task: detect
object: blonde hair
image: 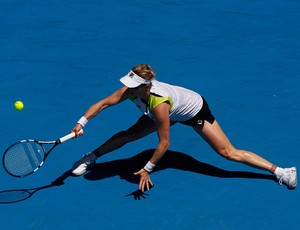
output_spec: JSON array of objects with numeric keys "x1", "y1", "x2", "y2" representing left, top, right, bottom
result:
[{"x1": 131, "y1": 64, "x2": 155, "y2": 81}]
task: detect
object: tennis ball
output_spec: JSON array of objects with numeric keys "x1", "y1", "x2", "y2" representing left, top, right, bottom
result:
[{"x1": 14, "y1": 101, "x2": 24, "y2": 111}]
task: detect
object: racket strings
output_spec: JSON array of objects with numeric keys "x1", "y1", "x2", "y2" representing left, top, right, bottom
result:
[{"x1": 3, "y1": 142, "x2": 45, "y2": 177}]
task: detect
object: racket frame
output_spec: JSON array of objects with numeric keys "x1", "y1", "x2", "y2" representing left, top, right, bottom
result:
[{"x1": 2, "y1": 131, "x2": 81, "y2": 178}]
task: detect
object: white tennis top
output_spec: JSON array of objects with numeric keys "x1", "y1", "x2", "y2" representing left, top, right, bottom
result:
[{"x1": 130, "y1": 80, "x2": 203, "y2": 122}]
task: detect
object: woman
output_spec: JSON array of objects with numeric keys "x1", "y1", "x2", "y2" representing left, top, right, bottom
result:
[{"x1": 71, "y1": 64, "x2": 297, "y2": 192}]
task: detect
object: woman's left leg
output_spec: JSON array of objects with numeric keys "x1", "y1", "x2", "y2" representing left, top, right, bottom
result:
[{"x1": 193, "y1": 120, "x2": 277, "y2": 173}]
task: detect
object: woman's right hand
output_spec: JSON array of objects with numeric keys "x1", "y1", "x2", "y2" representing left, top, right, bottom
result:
[{"x1": 71, "y1": 123, "x2": 84, "y2": 137}]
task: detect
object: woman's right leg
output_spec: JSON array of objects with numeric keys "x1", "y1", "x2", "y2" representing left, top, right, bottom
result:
[
  {"x1": 72, "y1": 115, "x2": 157, "y2": 175},
  {"x1": 93, "y1": 115, "x2": 157, "y2": 157}
]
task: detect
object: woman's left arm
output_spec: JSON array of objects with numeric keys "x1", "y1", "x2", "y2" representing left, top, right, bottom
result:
[
  {"x1": 150, "y1": 102, "x2": 171, "y2": 163},
  {"x1": 134, "y1": 102, "x2": 171, "y2": 192}
]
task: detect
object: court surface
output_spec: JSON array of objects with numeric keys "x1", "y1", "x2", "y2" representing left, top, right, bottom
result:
[{"x1": 1, "y1": 0, "x2": 299, "y2": 229}]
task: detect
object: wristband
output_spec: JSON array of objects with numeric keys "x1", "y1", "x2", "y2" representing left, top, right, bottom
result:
[
  {"x1": 77, "y1": 116, "x2": 88, "y2": 127},
  {"x1": 144, "y1": 161, "x2": 156, "y2": 173}
]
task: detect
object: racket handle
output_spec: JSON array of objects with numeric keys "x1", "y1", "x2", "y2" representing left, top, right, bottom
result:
[{"x1": 59, "y1": 129, "x2": 83, "y2": 143}]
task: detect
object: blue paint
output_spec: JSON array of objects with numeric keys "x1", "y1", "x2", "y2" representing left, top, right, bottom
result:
[{"x1": 1, "y1": 0, "x2": 299, "y2": 229}]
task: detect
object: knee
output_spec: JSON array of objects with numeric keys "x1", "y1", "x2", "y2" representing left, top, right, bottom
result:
[
  {"x1": 111, "y1": 129, "x2": 135, "y2": 143},
  {"x1": 218, "y1": 147, "x2": 241, "y2": 162},
  {"x1": 123, "y1": 127, "x2": 142, "y2": 142},
  {"x1": 120, "y1": 129, "x2": 136, "y2": 142}
]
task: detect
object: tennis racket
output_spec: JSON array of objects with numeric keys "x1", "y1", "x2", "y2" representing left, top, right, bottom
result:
[{"x1": 2, "y1": 130, "x2": 83, "y2": 178}]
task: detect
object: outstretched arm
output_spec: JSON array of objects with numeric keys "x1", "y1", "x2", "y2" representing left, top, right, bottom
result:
[
  {"x1": 134, "y1": 102, "x2": 171, "y2": 192},
  {"x1": 72, "y1": 86, "x2": 129, "y2": 136}
]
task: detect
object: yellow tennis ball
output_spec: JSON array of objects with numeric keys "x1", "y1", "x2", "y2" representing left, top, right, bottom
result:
[{"x1": 14, "y1": 101, "x2": 24, "y2": 111}]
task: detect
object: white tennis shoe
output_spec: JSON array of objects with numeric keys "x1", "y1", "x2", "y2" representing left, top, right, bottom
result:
[
  {"x1": 72, "y1": 152, "x2": 97, "y2": 176},
  {"x1": 277, "y1": 167, "x2": 297, "y2": 190}
]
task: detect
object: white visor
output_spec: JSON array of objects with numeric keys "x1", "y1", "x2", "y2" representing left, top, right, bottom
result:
[{"x1": 120, "y1": 71, "x2": 152, "y2": 88}]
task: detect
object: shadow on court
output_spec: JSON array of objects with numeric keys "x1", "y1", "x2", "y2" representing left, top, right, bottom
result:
[
  {"x1": 84, "y1": 149, "x2": 276, "y2": 199},
  {"x1": 1, "y1": 149, "x2": 276, "y2": 203},
  {"x1": 0, "y1": 170, "x2": 72, "y2": 204}
]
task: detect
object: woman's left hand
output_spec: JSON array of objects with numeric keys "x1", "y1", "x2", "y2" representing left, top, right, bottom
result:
[{"x1": 134, "y1": 169, "x2": 154, "y2": 192}]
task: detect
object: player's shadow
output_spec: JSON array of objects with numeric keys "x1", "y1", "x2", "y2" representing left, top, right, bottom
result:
[{"x1": 84, "y1": 149, "x2": 275, "y2": 199}]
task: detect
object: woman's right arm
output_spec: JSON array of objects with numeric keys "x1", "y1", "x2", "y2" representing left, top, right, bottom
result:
[{"x1": 72, "y1": 86, "x2": 129, "y2": 136}]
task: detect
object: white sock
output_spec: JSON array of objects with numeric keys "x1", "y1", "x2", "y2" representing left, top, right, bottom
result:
[{"x1": 274, "y1": 167, "x2": 284, "y2": 179}]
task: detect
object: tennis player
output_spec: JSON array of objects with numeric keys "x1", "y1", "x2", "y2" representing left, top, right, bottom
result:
[{"x1": 71, "y1": 64, "x2": 297, "y2": 192}]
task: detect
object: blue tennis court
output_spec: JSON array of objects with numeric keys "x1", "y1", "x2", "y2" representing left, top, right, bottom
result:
[{"x1": 1, "y1": 0, "x2": 299, "y2": 229}]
